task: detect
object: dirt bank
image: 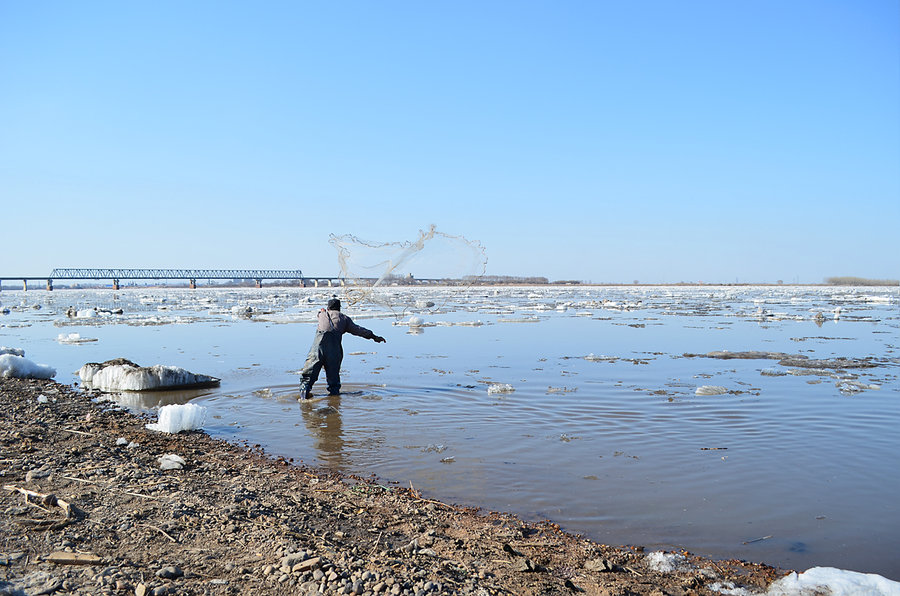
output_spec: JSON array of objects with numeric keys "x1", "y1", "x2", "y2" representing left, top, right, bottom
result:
[{"x1": 1, "y1": 378, "x2": 787, "y2": 595}]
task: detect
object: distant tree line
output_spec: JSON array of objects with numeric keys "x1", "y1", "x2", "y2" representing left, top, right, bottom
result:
[
  {"x1": 463, "y1": 275, "x2": 551, "y2": 285},
  {"x1": 825, "y1": 276, "x2": 899, "y2": 286}
]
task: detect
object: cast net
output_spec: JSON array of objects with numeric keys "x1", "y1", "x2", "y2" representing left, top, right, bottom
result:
[{"x1": 328, "y1": 225, "x2": 487, "y2": 318}]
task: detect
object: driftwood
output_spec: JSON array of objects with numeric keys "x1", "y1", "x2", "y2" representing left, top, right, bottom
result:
[
  {"x1": 46, "y1": 551, "x2": 102, "y2": 565},
  {"x1": 4, "y1": 484, "x2": 83, "y2": 529}
]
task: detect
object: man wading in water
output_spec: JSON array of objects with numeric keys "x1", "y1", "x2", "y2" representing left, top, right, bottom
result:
[{"x1": 299, "y1": 298, "x2": 386, "y2": 399}]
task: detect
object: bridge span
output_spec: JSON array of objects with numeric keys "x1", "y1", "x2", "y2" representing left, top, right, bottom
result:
[
  {"x1": 1, "y1": 268, "x2": 305, "y2": 291},
  {"x1": 0, "y1": 269, "x2": 447, "y2": 291}
]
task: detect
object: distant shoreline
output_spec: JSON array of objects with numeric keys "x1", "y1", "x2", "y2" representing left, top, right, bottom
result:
[{"x1": 2, "y1": 281, "x2": 898, "y2": 291}]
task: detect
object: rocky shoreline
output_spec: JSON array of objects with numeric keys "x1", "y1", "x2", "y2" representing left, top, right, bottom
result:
[{"x1": 1, "y1": 377, "x2": 787, "y2": 595}]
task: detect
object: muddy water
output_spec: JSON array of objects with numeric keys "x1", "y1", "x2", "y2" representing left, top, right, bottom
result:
[{"x1": 2, "y1": 285, "x2": 898, "y2": 578}]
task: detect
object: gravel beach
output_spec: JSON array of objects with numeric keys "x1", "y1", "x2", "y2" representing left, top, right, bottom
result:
[{"x1": 1, "y1": 377, "x2": 786, "y2": 595}]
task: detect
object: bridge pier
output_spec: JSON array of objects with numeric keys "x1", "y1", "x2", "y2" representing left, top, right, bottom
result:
[
  {"x1": 255, "y1": 279, "x2": 262, "y2": 288},
  {"x1": 23, "y1": 280, "x2": 27, "y2": 292},
  {"x1": 47, "y1": 279, "x2": 53, "y2": 291},
  {"x1": 189, "y1": 279, "x2": 197, "y2": 289},
  {"x1": 113, "y1": 279, "x2": 120, "y2": 290}
]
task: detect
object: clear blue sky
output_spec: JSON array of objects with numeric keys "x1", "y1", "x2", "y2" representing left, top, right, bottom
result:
[{"x1": 2, "y1": 1, "x2": 898, "y2": 283}]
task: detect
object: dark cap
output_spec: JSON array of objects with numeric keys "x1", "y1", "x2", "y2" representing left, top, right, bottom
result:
[{"x1": 327, "y1": 298, "x2": 341, "y2": 311}]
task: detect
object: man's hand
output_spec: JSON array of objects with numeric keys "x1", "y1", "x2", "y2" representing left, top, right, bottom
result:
[{"x1": 374, "y1": 335, "x2": 386, "y2": 343}]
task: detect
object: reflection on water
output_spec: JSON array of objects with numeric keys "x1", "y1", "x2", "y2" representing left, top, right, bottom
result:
[
  {"x1": 2, "y1": 285, "x2": 898, "y2": 578},
  {"x1": 300, "y1": 394, "x2": 346, "y2": 469}
]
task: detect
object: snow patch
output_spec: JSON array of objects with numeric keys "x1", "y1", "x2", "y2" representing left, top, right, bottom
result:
[
  {"x1": 0, "y1": 354, "x2": 56, "y2": 380},
  {"x1": 146, "y1": 403, "x2": 207, "y2": 434}
]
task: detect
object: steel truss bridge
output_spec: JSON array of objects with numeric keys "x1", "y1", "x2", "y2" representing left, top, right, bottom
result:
[
  {"x1": 0, "y1": 269, "x2": 448, "y2": 291},
  {"x1": 1, "y1": 268, "x2": 305, "y2": 290}
]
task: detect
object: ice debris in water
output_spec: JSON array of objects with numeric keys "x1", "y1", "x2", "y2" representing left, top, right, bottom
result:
[
  {"x1": 146, "y1": 403, "x2": 207, "y2": 434},
  {"x1": 766, "y1": 566, "x2": 900, "y2": 596},
  {"x1": 585, "y1": 353, "x2": 616, "y2": 362},
  {"x1": 408, "y1": 316, "x2": 425, "y2": 327},
  {"x1": 695, "y1": 385, "x2": 728, "y2": 396},
  {"x1": 158, "y1": 453, "x2": 186, "y2": 470},
  {"x1": 0, "y1": 354, "x2": 56, "y2": 380},
  {"x1": 57, "y1": 333, "x2": 98, "y2": 344},
  {"x1": 77, "y1": 358, "x2": 220, "y2": 391},
  {"x1": 0, "y1": 346, "x2": 25, "y2": 357},
  {"x1": 837, "y1": 380, "x2": 880, "y2": 395},
  {"x1": 487, "y1": 383, "x2": 515, "y2": 395}
]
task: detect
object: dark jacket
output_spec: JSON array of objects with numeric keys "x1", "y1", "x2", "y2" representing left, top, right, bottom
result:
[{"x1": 316, "y1": 309, "x2": 376, "y2": 339}]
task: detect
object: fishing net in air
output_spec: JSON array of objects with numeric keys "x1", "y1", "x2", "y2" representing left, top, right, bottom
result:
[{"x1": 328, "y1": 225, "x2": 487, "y2": 318}]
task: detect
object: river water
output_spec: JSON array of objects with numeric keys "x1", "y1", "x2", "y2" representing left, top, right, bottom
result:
[{"x1": 2, "y1": 284, "x2": 898, "y2": 579}]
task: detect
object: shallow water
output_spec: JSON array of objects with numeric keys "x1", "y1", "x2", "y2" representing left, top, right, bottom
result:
[{"x1": 2, "y1": 285, "x2": 898, "y2": 578}]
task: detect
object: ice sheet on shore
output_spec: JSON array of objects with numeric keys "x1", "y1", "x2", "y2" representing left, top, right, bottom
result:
[
  {"x1": 0, "y1": 354, "x2": 56, "y2": 379},
  {"x1": 77, "y1": 358, "x2": 220, "y2": 391},
  {"x1": 766, "y1": 566, "x2": 900, "y2": 595},
  {"x1": 147, "y1": 404, "x2": 207, "y2": 434},
  {"x1": 648, "y1": 550, "x2": 900, "y2": 596}
]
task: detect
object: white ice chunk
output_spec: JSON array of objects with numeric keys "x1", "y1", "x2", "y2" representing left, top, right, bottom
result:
[
  {"x1": 76, "y1": 309, "x2": 97, "y2": 318},
  {"x1": 36, "y1": 394, "x2": 49, "y2": 404},
  {"x1": 57, "y1": 333, "x2": 98, "y2": 344},
  {"x1": 0, "y1": 346, "x2": 25, "y2": 356},
  {"x1": 487, "y1": 383, "x2": 515, "y2": 395},
  {"x1": 767, "y1": 566, "x2": 900, "y2": 596},
  {"x1": 116, "y1": 437, "x2": 129, "y2": 446},
  {"x1": 77, "y1": 359, "x2": 219, "y2": 391},
  {"x1": 645, "y1": 551, "x2": 692, "y2": 572},
  {"x1": 146, "y1": 403, "x2": 207, "y2": 434},
  {"x1": 158, "y1": 453, "x2": 186, "y2": 470},
  {"x1": 0, "y1": 354, "x2": 56, "y2": 380},
  {"x1": 408, "y1": 315, "x2": 425, "y2": 327},
  {"x1": 696, "y1": 385, "x2": 728, "y2": 396}
]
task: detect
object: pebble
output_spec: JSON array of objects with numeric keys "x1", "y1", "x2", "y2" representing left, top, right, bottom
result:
[{"x1": 155, "y1": 565, "x2": 183, "y2": 579}]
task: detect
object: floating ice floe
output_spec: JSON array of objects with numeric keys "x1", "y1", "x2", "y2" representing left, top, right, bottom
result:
[
  {"x1": 147, "y1": 403, "x2": 207, "y2": 434},
  {"x1": 696, "y1": 385, "x2": 728, "y2": 396},
  {"x1": 585, "y1": 353, "x2": 617, "y2": 362},
  {"x1": 837, "y1": 380, "x2": 880, "y2": 395},
  {"x1": 0, "y1": 354, "x2": 56, "y2": 380},
  {"x1": 0, "y1": 346, "x2": 25, "y2": 357},
  {"x1": 760, "y1": 368, "x2": 786, "y2": 377},
  {"x1": 487, "y1": 383, "x2": 515, "y2": 395},
  {"x1": 408, "y1": 316, "x2": 425, "y2": 327},
  {"x1": 231, "y1": 305, "x2": 253, "y2": 318},
  {"x1": 77, "y1": 358, "x2": 220, "y2": 391},
  {"x1": 57, "y1": 333, "x2": 98, "y2": 344}
]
